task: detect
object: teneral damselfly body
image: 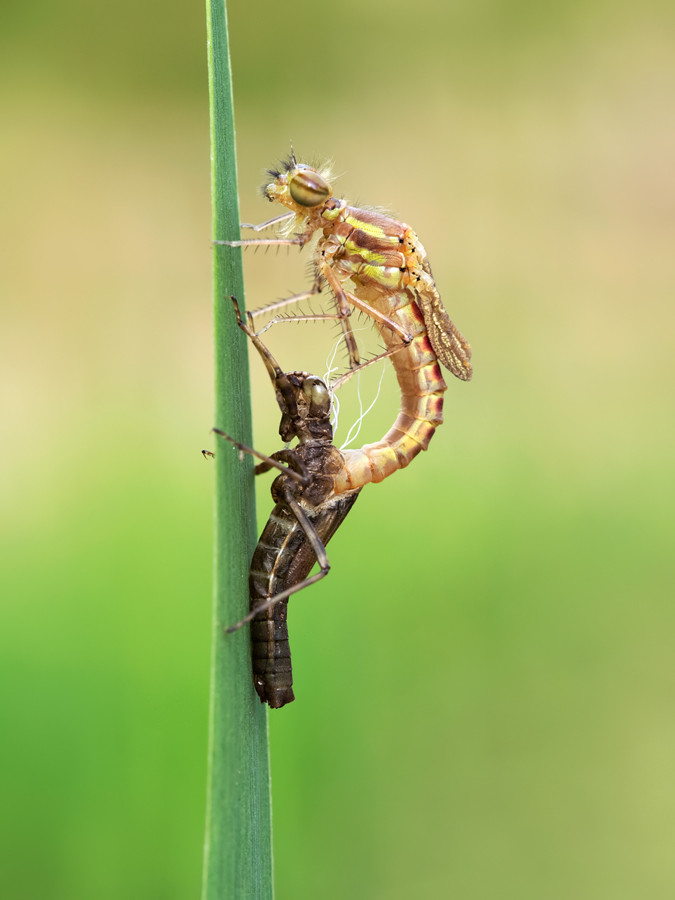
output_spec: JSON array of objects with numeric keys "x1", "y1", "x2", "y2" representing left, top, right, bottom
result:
[
  {"x1": 214, "y1": 299, "x2": 362, "y2": 708},
  {"x1": 217, "y1": 153, "x2": 472, "y2": 492}
]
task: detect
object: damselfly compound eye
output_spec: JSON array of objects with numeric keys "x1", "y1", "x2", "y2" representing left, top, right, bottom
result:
[{"x1": 289, "y1": 170, "x2": 332, "y2": 207}]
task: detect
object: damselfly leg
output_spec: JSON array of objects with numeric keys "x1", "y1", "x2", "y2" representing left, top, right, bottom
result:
[
  {"x1": 239, "y1": 212, "x2": 295, "y2": 232},
  {"x1": 223, "y1": 248, "x2": 363, "y2": 366},
  {"x1": 231, "y1": 295, "x2": 406, "y2": 389},
  {"x1": 214, "y1": 235, "x2": 306, "y2": 249}
]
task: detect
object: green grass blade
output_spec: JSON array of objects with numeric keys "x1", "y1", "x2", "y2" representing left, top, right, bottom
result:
[{"x1": 202, "y1": 1, "x2": 274, "y2": 898}]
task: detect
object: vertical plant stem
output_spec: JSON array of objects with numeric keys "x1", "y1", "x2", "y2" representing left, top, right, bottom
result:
[{"x1": 202, "y1": 2, "x2": 274, "y2": 899}]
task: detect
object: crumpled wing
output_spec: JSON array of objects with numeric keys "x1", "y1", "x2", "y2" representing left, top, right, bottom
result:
[
  {"x1": 415, "y1": 258, "x2": 473, "y2": 381},
  {"x1": 417, "y1": 286, "x2": 473, "y2": 381}
]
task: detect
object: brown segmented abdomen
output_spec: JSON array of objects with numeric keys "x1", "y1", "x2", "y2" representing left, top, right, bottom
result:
[
  {"x1": 249, "y1": 490, "x2": 361, "y2": 708},
  {"x1": 249, "y1": 506, "x2": 303, "y2": 708}
]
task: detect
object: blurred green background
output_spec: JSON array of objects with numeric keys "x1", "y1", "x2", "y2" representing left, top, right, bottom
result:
[{"x1": 1, "y1": 0, "x2": 674, "y2": 897}]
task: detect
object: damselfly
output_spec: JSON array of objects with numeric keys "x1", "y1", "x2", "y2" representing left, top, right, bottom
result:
[{"x1": 217, "y1": 153, "x2": 472, "y2": 489}]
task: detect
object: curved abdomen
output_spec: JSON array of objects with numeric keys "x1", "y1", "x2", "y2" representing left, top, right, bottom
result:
[{"x1": 335, "y1": 288, "x2": 447, "y2": 492}]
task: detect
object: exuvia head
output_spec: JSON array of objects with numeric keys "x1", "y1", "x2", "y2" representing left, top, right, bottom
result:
[
  {"x1": 261, "y1": 155, "x2": 334, "y2": 212},
  {"x1": 277, "y1": 372, "x2": 333, "y2": 444}
]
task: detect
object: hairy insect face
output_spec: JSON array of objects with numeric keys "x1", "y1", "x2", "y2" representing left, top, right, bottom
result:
[
  {"x1": 263, "y1": 171, "x2": 289, "y2": 204},
  {"x1": 263, "y1": 163, "x2": 333, "y2": 213}
]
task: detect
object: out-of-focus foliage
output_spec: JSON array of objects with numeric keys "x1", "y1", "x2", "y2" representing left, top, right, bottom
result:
[{"x1": 1, "y1": 0, "x2": 674, "y2": 898}]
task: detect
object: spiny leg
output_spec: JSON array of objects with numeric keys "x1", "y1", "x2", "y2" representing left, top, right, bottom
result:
[
  {"x1": 245, "y1": 306, "x2": 363, "y2": 369},
  {"x1": 240, "y1": 212, "x2": 295, "y2": 232},
  {"x1": 230, "y1": 297, "x2": 333, "y2": 424},
  {"x1": 248, "y1": 289, "x2": 322, "y2": 322},
  {"x1": 214, "y1": 236, "x2": 305, "y2": 249},
  {"x1": 243, "y1": 272, "x2": 361, "y2": 368},
  {"x1": 321, "y1": 264, "x2": 413, "y2": 346},
  {"x1": 225, "y1": 492, "x2": 331, "y2": 633},
  {"x1": 252, "y1": 311, "x2": 353, "y2": 338},
  {"x1": 330, "y1": 342, "x2": 408, "y2": 391},
  {"x1": 334, "y1": 301, "x2": 361, "y2": 369},
  {"x1": 229, "y1": 296, "x2": 298, "y2": 391},
  {"x1": 247, "y1": 269, "x2": 324, "y2": 323}
]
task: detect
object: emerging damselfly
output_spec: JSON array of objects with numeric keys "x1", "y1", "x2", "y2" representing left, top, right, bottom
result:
[{"x1": 217, "y1": 152, "x2": 473, "y2": 488}]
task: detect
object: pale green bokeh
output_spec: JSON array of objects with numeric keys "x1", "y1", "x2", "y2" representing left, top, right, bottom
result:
[{"x1": 1, "y1": 1, "x2": 674, "y2": 897}]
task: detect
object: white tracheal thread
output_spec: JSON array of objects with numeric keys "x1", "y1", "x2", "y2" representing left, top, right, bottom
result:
[
  {"x1": 339, "y1": 363, "x2": 386, "y2": 451},
  {"x1": 323, "y1": 333, "x2": 344, "y2": 435},
  {"x1": 322, "y1": 327, "x2": 385, "y2": 448}
]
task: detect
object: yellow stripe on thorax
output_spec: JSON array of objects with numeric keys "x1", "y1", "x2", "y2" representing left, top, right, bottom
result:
[
  {"x1": 344, "y1": 214, "x2": 400, "y2": 246},
  {"x1": 344, "y1": 242, "x2": 387, "y2": 265},
  {"x1": 359, "y1": 264, "x2": 402, "y2": 289}
]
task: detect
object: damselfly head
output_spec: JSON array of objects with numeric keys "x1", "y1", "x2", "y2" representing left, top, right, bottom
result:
[{"x1": 262, "y1": 159, "x2": 333, "y2": 212}]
